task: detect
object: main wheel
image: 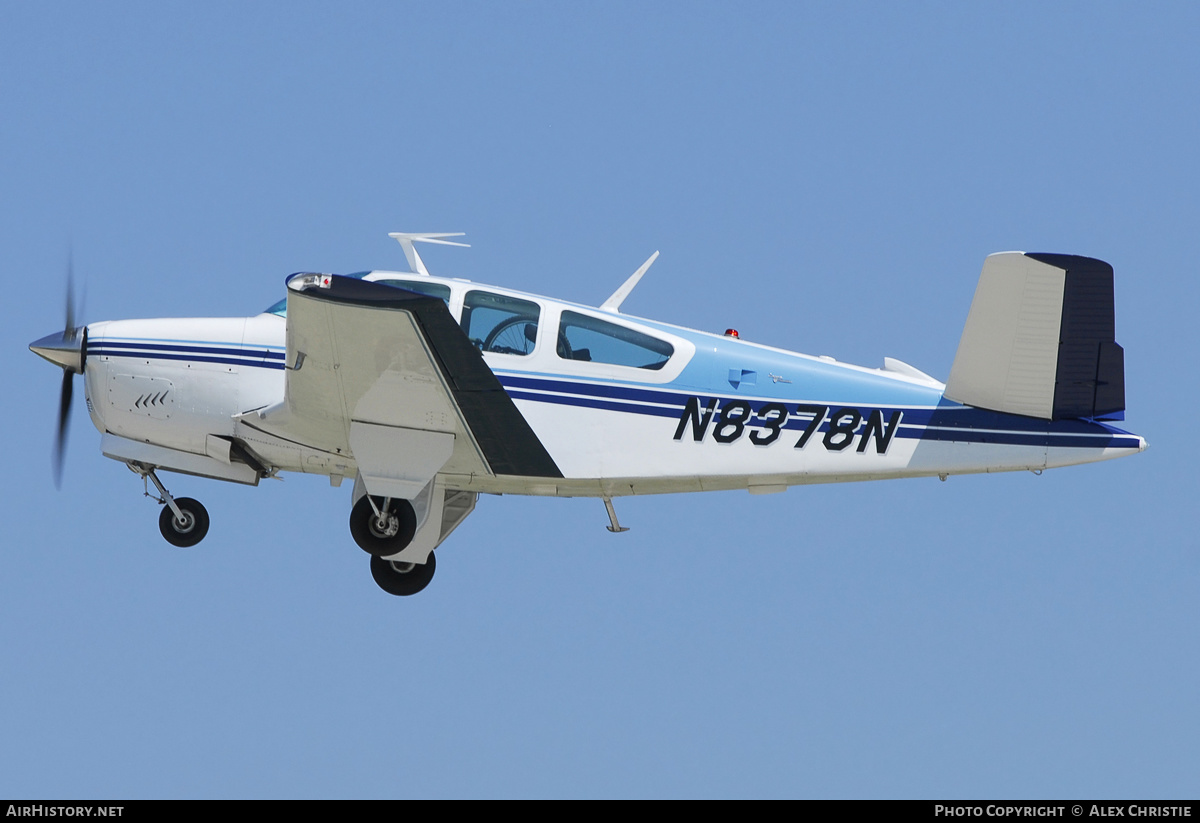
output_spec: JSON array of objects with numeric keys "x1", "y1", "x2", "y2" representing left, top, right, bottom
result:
[
  {"x1": 158, "y1": 497, "x2": 210, "y2": 548},
  {"x1": 370, "y1": 553, "x2": 436, "y2": 596},
  {"x1": 349, "y1": 495, "x2": 417, "y2": 556}
]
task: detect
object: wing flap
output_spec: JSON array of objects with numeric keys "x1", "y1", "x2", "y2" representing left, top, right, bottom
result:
[{"x1": 349, "y1": 423, "x2": 456, "y2": 499}]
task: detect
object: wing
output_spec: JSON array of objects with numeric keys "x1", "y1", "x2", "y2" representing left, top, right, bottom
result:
[{"x1": 248, "y1": 273, "x2": 561, "y2": 497}]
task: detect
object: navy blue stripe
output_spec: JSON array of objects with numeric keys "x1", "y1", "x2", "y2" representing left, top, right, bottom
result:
[
  {"x1": 510, "y1": 388, "x2": 918, "y2": 433},
  {"x1": 503, "y1": 376, "x2": 923, "y2": 421},
  {"x1": 91, "y1": 345, "x2": 278, "y2": 364},
  {"x1": 505, "y1": 389, "x2": 682, "y2": 419},
  {"x1": 505, "y1": 381, "x2": 1136, "y2": 450},
  {"x1": 500, "y1": 374, "x2": 688, "y2": 406},
  {"x1": 94, "y1": 341, "x2": 285, "y2": 360},
  {"x1": 91, "y1": 349, "x2": 286, "y2": 370},
  {"x1": 503, "y1": 375, "x2": 1135, "y2": 429},
  {"x1": 903, "y1": 427, "x2": 1132, "y2": 449},
  {"x1": 509, "y1": 383, "x2": 927, "y2": 431}
]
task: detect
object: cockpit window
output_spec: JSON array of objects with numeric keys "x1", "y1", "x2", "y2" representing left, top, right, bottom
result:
[
  {"x1": 557, "y1": 311, "x2": 674, "y2": 370},
  {"x1": 462, "y1": 290, "x2": 541, "y2": 356},
  {"x1": 266, "y1": 297, "x2": 287, "y2": 317}
]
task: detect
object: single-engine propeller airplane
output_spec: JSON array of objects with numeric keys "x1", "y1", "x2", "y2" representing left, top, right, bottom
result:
[{"x1": 31, "y1": 233, "x2": 1145, "y2": 595}]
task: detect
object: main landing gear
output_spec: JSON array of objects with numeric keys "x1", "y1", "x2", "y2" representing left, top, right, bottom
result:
[
  {"x1": 350, "y1": 495, "x2": 435, "y2": 596},
  {"x1": 135, "y1": 465, "x2": 210, "y2": 548}
]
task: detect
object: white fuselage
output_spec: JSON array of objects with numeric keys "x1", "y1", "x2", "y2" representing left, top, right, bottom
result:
[{"x1": 81, "y1": 272, "x2": 1145, "y2": 499}]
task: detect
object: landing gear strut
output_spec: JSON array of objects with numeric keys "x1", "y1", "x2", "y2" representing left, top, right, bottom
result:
[{"x1": 136, "y1": 465, "x2": 210, "y2": 548}]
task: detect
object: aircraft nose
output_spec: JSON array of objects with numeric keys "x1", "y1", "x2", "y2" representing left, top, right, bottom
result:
[{"x1": 30, "y1": 329, "x2": 85, "y2": 373}]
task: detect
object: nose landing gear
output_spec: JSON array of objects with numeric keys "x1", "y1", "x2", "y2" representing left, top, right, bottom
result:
[
  {"x1": 134, "y1": 464, "x2": 210, "y2": 548},
  {"x1": 157, "y1": 496, "x2": 210, "y2": 547}
]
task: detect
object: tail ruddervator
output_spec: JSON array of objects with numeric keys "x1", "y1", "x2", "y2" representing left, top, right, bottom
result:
[{"x1": 946, "y1": 252, "x2": 1125, "y2": 422}]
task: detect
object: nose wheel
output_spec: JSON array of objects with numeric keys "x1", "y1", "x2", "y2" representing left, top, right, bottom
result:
[
  {"x1": 135, "y1": 465, "x2": 210, "y2": 548},
  {"x1": 158, "y1": 497, "x2": 209, "y2": 547}
]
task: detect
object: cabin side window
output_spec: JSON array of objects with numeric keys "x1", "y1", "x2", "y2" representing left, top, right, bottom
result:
[
  {"x1": 462, "y1": 291, "x2": 541, "y2": 356},
  {"x1": 556, "y1": 311, "x2": 674, "y2": 370}
]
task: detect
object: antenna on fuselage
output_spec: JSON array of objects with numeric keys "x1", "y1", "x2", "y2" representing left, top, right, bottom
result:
[
  {"x1": 600, "y1": 250, "x2": 659, "y2": 313},
  {"x1": 388, "y1": 232, "x2": 470, "y2": 276}
]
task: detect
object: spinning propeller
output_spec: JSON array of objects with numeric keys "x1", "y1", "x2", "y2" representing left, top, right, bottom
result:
[{"x1": 29, "y1": 258, "x2": 86, "y2": 488}]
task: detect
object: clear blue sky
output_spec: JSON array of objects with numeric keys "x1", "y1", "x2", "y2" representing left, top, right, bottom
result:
[{"x1": 2, "y1": 1, "x2": 1196, "y2": 798}]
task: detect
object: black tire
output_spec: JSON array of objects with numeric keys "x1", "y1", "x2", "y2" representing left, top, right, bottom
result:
[
  {"x1": 370, "y1": 553, "x2": 436, "y2": 596},
  {"x1": 349, "y1": 495, "x2": 417, "y2": 556},
  {"x1": 158, "y1": 497, "x2": 209, "y2": 548}
]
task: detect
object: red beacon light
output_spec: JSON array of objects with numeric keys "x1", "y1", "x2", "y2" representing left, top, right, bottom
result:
[{"x1": 724, "y1": 328, "x2": 740, "y2": 338}]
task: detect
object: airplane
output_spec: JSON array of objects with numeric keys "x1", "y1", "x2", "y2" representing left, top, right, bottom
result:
[{"x1": 30, "y1": 233, "x2": 1146, "y2": 596}]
